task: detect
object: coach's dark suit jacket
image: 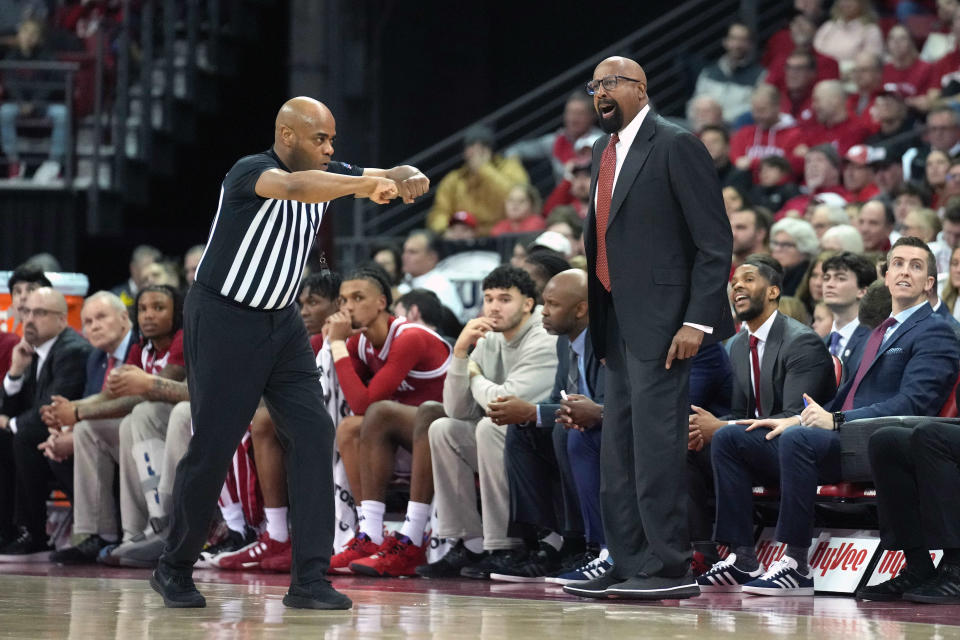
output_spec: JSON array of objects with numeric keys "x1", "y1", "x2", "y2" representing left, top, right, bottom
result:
[
  {"x1": 82, "y1": 330, "x2": 134, "y2": 399},
  {"x1": 584, "y1": 111, "x2": 735, "y2": 360},
  {"x1": 537, "y1": 328, "x2": 605, "y2": 430},
  {"x1": 827, "y1": 303, "x2": 960, "y2": 421},
  {"x1": 727, "y1": 312, "x2": 836, "y2": 420}
]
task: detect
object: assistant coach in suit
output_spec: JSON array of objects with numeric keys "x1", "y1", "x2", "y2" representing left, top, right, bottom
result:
[{"x1": 564, "y1": 57, "x2": 734, "y2": 600}]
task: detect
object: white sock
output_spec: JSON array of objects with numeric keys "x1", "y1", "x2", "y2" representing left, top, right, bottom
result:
[
  {"x1": 220, "y1": 502, "x2": 246, "y2": 534},
  {"x1": 359, "y1": 500, "x2": 385, "y2": 544},
  {"x1": 398, "y1": 501, "x2": 431, "y2": 545},
  {"x1": 463, "y1": 537, "x2": 484, "y2": 554},
  {"x1": 542, "y1": 531, "x2": 563, "y2": 552},
  {"x1": 264, "y1": 507, "x2": 289, "y2": 543}
]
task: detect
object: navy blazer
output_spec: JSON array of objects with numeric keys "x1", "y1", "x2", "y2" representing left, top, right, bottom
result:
[
  {"x1": 837, "y1": 324, "x2": 871, "y2": 385},
  {"x1": 827, "y1": 303, "x2": 960, "y2": 420},
  {"x1": 537, "y1": 328, "x2": 605, "y2": 430},
  {"x1": 935, "y1": 301, "x2": 960, "y2": 341},
  {"x1": 82, "y1": 330, "x2": 135, "y2": 398}
]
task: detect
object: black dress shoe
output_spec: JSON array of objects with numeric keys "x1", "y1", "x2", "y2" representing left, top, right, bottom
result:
[
  {"x1": 0, "y1": 530, "x2": 52, "y2": 562},
  {"x1": 562, "y1": 572, "x2": 626, "y2": 598},
  {"x1": 51, "y1": 535, "x2": 112, "y2": 565},
  {"x1": 856, "y1": 566, "x2": 934, "y2": 601},
  {"x1": 606, "y1": 571, "x2": 701, "y2": 600},
  {"x1": 460, "y1": 549, "x2": 527, "y2": 580},
  {"x1": 150, "y1": 566, "x2": 206, "y2": 608},
  {"x1": 902, "y1": 563, "x2": 960, "y2": 604},
  {"x1": 415, "y1": 540, "x2": 487, "y2": 578},
  {"x1": 283, "y1": 581, "x2": 352, "y2": 610}
]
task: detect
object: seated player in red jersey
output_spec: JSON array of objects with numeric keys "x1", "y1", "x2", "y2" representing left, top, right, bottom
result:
[{"x1": 329, "y1": 265, "x2": 453, "y2": 577}]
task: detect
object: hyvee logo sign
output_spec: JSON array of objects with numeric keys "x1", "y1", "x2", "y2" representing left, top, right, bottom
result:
[
  {"x1": 866, "y1": 549, "x2": 943, "y2": 587},
  {"x1": 753, "y1": 529, "x2": 881, "y2": 593}
]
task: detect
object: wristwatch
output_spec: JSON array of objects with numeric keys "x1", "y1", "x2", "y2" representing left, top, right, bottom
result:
[{"x1": 832, "y1": 411, "x2": 845, "y2": 431}]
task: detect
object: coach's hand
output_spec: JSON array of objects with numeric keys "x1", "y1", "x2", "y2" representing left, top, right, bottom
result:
[
  {"x1": 364, "y1": 177, "x2": 399, "y2": 204},
  {"x1": 665, "y1": 325, "x2": 703, "y2": 370}
]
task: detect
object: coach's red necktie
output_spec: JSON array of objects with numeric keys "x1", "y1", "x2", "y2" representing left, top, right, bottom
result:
[
  {"x1": 595, "y1": 133, "x2": 619, "y2": 292},
  {"x1": 101, "y1": 355, "x2": 117, "y2": 392},
  {"x1": 750, "y1": 335, "x2": 763, "y2": 417}
]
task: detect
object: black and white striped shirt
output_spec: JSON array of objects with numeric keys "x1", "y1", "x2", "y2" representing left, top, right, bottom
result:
[{"x1": 195, "y1": 148, "x2": 363, "y2": 310}]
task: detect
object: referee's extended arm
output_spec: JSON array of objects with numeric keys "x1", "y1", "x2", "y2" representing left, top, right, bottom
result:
[{"x1": 255, "y1": 168, "x2": 399, "y2": 204}]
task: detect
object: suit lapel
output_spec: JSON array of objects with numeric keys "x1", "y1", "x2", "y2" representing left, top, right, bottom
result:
[
  {"x1": 862, "y1": 305, "x2": 931, "y2": 377},
  {"x1": 730, "y1": 332, "x2": 752, "y2": 412},
  {"x1": 607, "y1": 113, "x2": 656, "y2": 229},
  {"x1": 760, "y1": 315, "x2": 785, "y2": 415}
]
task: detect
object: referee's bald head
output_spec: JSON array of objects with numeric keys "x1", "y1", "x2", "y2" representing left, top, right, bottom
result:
[{"x1": 275, "y1": 97, "x2": 336, "y2": 171}]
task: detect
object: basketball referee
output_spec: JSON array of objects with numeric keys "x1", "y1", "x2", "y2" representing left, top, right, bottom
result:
[{"x1": 150, "y1": 97, "x2": 427, "y2": 610}]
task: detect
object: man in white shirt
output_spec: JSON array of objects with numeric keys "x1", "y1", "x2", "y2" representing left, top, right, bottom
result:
[{"x1": 398, "y1": 230, "x2": 465, "y2": 322}]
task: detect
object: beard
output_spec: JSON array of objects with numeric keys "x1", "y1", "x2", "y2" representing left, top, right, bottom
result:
[
  {"x1": 596, "y1": 102, "x2": 623, "y2": 134},
  {"x1": 734, "y1": 295, "x2": 766, "y2": 322}
]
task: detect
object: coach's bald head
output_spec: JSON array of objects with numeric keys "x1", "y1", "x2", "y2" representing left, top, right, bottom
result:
[
  {"x1": 591, "y1": 57, "x2": 648, "y2": 134},
  {"x1": 274, "y1": 97, "x2": 337, "y2": 172}
]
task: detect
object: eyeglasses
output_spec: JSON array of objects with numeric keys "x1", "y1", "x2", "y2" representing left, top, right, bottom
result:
[
  {"x1": 20, "y1": 307, "x2": 64, "y2": 319},
  {"x1": 585, "y1": 75, "x2": 642, "y2": 95},
  {"x1": 770, "y1": 240, "x2": 797, "y2": 250}
]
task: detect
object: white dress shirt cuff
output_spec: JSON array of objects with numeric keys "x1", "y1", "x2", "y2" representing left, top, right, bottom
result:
[
  {"x1": 536, "y1": 405, "x2": 542, "y2": 427},
  {"x1": 8, "y1": 417, "x2": 17, "y2": 434},
  {"x1": 684, "y1": 322, "x2": 713, "y2": 335},
  {"x1": 3, "y1": 374, "x2": 24, "y2": 396}
]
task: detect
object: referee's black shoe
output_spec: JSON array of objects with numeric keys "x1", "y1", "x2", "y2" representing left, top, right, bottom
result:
[
  {"x1": 150, "y1": 565, "x2": 206, "y2": 608},
  {"x1": 283, "y1": 580, "x2": 353, "y2": 610}
]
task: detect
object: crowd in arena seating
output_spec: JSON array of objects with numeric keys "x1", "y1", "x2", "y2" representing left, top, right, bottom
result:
[{"x1": 5, "y1": 0, "x2": 960, "y2": 605}]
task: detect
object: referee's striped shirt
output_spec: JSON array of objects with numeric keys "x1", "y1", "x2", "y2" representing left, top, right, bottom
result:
[{"x1": 195, "y1": 148, "x2": 363, "y2": 310}]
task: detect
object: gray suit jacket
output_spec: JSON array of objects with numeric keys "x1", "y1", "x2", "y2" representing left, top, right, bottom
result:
[{"x1": 727, "y1": 313, "x2": 836, "y2": 420}]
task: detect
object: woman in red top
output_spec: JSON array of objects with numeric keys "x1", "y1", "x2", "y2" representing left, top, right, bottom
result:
[{"x1": 489, "y1": 184, "x2": 546, "y2": 237}]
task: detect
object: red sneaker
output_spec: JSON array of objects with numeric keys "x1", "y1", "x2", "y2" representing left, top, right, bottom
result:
[
  {"x1": 216, "y1": 532, "x2": 291, "y2": 570},
  {"x1": 328, "y1": 534, "x2": 380, "y2": 574},
  {"x1": 259, "y1": 541, "x2": 293, "y2": 573},
  {"x1": 349, "y1": 535, "x2": 427, "y2": 577}
]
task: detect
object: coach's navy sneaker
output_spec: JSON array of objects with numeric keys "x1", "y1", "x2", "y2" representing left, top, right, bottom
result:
[
  {"x1": 696, "y1": 553, "x2": 764, "y2": 592},
  {"x1": 741, "y1": 556, "x2": 814, "y2": 596},
  {"x1": 546, "y1": 549, "x2": 613, "y2": 585},
  {"x1": 856, "y1": 565, "x2": 934, "y2": 601},
  {"x1": 902, "y1": 563, "x2": 960, "y2": 604},
  {"x1": 283, "y1": 580, "x2": 352, "y2": 610},
  {"x1": 150, "y1": 565, "x2": 206, "y2": 608}
]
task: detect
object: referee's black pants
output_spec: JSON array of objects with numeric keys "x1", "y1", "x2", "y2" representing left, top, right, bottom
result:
[{"x1": 160, "y1": 283, "x2": 336, "y2": 587}]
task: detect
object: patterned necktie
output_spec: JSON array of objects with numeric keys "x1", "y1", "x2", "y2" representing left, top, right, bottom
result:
[
  {"x1": 101, "y1": 355, "x2": 117, "y2": 391},
  {"x1": 841, "y1": 317, "x2": 898, "y2": 411},
  {"x1": 595, "y1": 133, "x2": 619, "y2": 292},
  {"x1": 828, "y1": 331, "x2": 842, "y2": 357},
  {"x1": 749, "y1": 335, "x2": 763, "y2": 417}
]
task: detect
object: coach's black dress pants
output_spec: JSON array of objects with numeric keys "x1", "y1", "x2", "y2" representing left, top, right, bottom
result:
[{"x1": 160, "y1": 283, "x2": 336, "y2": 587}]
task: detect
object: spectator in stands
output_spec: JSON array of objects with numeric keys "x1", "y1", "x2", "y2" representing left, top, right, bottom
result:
[
  {"x1": 393, "y1": 288, "x2": 461, "y2": 340},
  {"x1": 883, "y1": 25, "x2": 936, "y2": 104},
  {"x1": 942, "y1": 199, "x2": 960, "y2": 248},
  {"x1": 904, "y1": 104, "x2": 960, "y2": 183},
  {"x1": 762, "y1": 0, "x2": 828, "y2": 71},
  {"x1": 543, "y1": 157, "x2": 591, "y2": 218},
  {"x1": 111, "y1": 245, "x2": 161, "y2": 311},
  {"x1": 822, "y1": 252, "x2": 876, "y2": 363},
  {"x1": 141, "y1": 260, "x2": 182, "y2": 291},
  {"x1": 857, "y1": 199, "x2": 896, "y2": 252},
  {"x1": 821, "y1": 224, "x2": 866, "y2": 253},
  {"x1": 686, "y1": 96, "x2": 726, "y2": 134},
  {"x1": 370, "y1": 242, "x2": 403, "y2": 301},
  {"x1": 714, "y1": 237, "x2": 959, "y2": 597},
  {"x1": 419, "y1": 266, "x2": 557, "y2": 580},
  {"x1": 730, "y1": 85, "x2": 802, "y2": 174},
  {"x1": 397, "y1": 229, "x2": 465, "y2": 322},
  {"x1": 731, "y1": 207, "x2": 772, "y2": 272},
  {"x1": 690, "y1": 22, "x2": 767, "y2": 123},
  {"x1": 843, "y1": 145, "x2": 881, "y2": 203},
  {"x1": 770, "y1": 217, "x2": 819, "y2": 296},
  {"x1": 866, "y1": 88, "x2": 922, "y2": 164},
  {"x1": 443, "y1": 210, "x2": 479, "y2": 241},
  {"x1": 490, "y1": 185, "x2": 546, "y2": 237},
  {"x1": 926, "y1": 149, "x2": 953, "y2": 209},
  {"x1": 38, "y1": 291, "x2": 133, "y2": 564},
  {"x1": 942, "y1": 163, "x2": 960, "y2": 212},
  {"x1": 812, "y1": 300, "x2": 834, "y2": 337},
  {"x1": 700, "y1": 125, "x2": 752, "y2": 194},
  {"x1": 0, "y1": 17, "x2": 68, "y2": 182},
  {"x1": 902, "y1": 207, "x2": 953, "y2": 274},
  {"x1": 327, "y1": 266, "x2": 453, "y2": 578},
  {"x1": 545, "y1": 206, "x2": 584, "y2": 258},
  {"x1": 929, "y1": 12, "x2": 960, "y2": 96},
  {"x1": 427, "y1": 125, "x2": 529, "y2": 237},
  {"x1": 4, "y1": 263, "x2": 50, "y2": 336},
  {"x1": 779, "y1": 145, "x2": 849, "y2": 219},
  {"x1": 749, "y1": 156, "x2": 800, "y2": 214},
  {"x1": 781, "y1": 51, "x2": 818, "y2": 123},
  {"x1": 38, "y1": 285, "x2": 185, "y2": 565},
  {"x1": 942, "y1": 246, "x2": 960, "y2": 319},
  {"x1": 504, "y1": 92, "x2": 601, "y2": 183},
  {"x1": 520, "y1": 250, "x2": 571, "y2": 303},
  {"x1": 795, "y1": 249, "x2": 833, "y2": 315},
  {"x1": 182, "y1": 245, "x2": 204, "y2": 288},
  {"x1": 482, "y1": 270, "x2": 596, "y2": 582},
  {"x1": 764, "y1": 11, "x2": 840, "y2": 92},
  {"x1": 860, "y1": 420, "x2": 960, "y2": 604},
  {"x1": 892, "y1": 182, "x2": 933, "y2": 232},
  {"x1": 693, "y1": 254, "x2": 835, "y2": 594},
  {"x1": 920, "y1": 0, "x2": 959, "y2": 62},
  {"x1": 847, "y1": 52, "x2": 884, "y2": 129},
  {"x1": 722, "y1": 185, "x2": 750, "y2": 217},
  {"x1": 0, "y1": 287, "x2": 91, "y2": 559},
  {"x1": 809, "y1": 201, "x2": 850, "y2": 239},
  {"x1": 776, "y1": 296, "x2": 811, "y2": 324},
  {"x1": 796, "y1": 80, "x2": 872, "y2": 157},
  {"x1": 812, "y1": 0, "x2": 883, "y2": 65}
]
